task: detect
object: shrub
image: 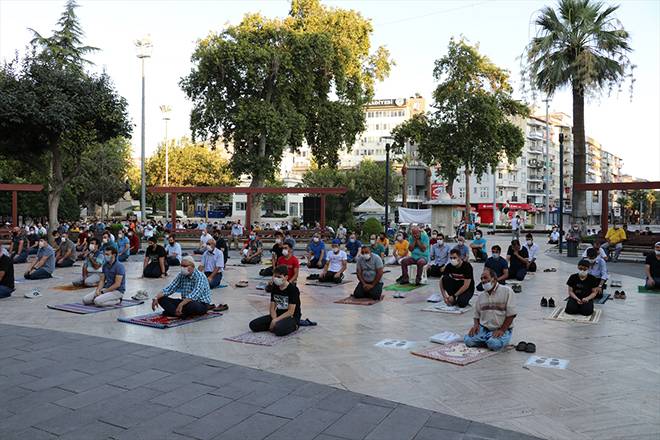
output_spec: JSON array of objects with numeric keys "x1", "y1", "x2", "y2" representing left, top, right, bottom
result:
[{"x1": 362, "y1": 218, "x2": 382, "y2": 240}]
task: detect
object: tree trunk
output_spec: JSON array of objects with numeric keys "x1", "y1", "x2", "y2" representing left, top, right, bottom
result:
[
  {"x1": 250, "y1": 175, "x2": 264, "y2": 223},
  {"x1": 47, "y1": 146, "x2": 63, "y2": 241},
  {"x1": 205, "y1": 199, "x2": 209, "y2": 223},
  {"x1": 572, "y1": 85, "x2": 587, "y2": 226},
  {"x1": 402, "y1": 164, "x2": 408, "y2": 208},
  {"x1": 464, "y1": 167, "x2": 471, "y2": 225}
]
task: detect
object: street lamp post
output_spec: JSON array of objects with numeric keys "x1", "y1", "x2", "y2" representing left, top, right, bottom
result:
[
  {"x1": 135, "y1": 36, "x2": 153, "y2": 224},
  {"x1": 380, "y1": 136, "x2": 395, "y2": 230},
  {"x1": 492, "y1": 166, "x2": 497, "y2": 233},
  {"x1": 160, "y1": 105, "x2": 172, "y2": 227},
  {"x1": 558, "y1": 132, "x2": 564, "y2": 254},
  {"x1": 544, "y1": 97, "x2": 550, "y2": 226}
]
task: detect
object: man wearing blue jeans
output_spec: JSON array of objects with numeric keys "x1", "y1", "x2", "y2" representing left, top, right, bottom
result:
[
  {"x1": 0, "y1": 243, "x2": 15, "y2": 298},
  {"x1": 199, "y1": 238, "x2": 224, "y2": 289},
  {"x1": 24, "y1": 238, "x2": 55, "y2": 280},
  {"x1": 464, "y1": 268, "x2": 517, "y2": 351}
]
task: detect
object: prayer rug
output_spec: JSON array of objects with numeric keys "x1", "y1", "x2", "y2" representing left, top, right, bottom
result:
[
  {"x1": 47, "y1": 300, "x2": 144, "y2": 315},
  {"x1": 334, "y1": 295, "x2": 383, "y2": 306},
  {"x1": 224, "y1": 327, "x2": 311, "y2": 346},
  {"x1": 53, "y1": 285, "x2": 88, "y2": 291},
  {"x1": 545, "y1": 306, "x2": 602, "y2": 324},
  {"x1": 117, "y1": 311, "x2": 223, "y2": 329},
  {"x1": 422, "y1": 303, "x2": 472, "y2": 314},
  {"x1": 563, "y1": 294, "x2": 610, "y2": 304},
  {"x1": 307, "y1": 279, "x2": 353, "y2": 287},
  {"x1": 15, "y1": 275, "x2": 62, "y2": 283},
  {"x1": 383, "y1": 283, "x2": 423, "y2": 292},
  {"x1": 638, "y1": 285, "x2": 660, "y2": 294},
  {"x1": 411, "y1": 342, "x2": 498, "y2": 366}
]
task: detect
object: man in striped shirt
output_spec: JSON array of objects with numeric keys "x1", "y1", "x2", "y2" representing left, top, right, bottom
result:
[
  {"x1": 464, "y1": 267, "x2": 517, "y2": 351},
  {"x1": 152, "y1": 256, "x2": 212, "y2": 318}
]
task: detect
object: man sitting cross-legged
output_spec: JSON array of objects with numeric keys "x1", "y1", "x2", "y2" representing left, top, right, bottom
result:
[
  {"x1": 585, "y1": 248, "x2": 608, "y2": 298},
  {"x1": 116, "y1": 230, "x2": 130, "y2": 262},
  {"x1": 143, "y1": 236, "x2": 168, "y2": 278},
  {"x1": 9, "y1": 227, "x2": 28, "y2": 264},
  {"x1": 431, "y1": 248, "x2": 474, "y2": 307},
  {"x1": 565, "y1": 259, "x2": 599, "y2": 316},
  {"x1": 353, "y1": 244, "x2": 384, "y2": 301},
  {"x1": 82, "y1": 247, "x2": 126, "y2": 307},
  {"x1": 24, "y1": 237, "x2": 56, "y2": 280},
  {"x1": 345, "y1": 233, "x2": 362, "y2": 263},
  {"x1": 0, "y1": 242, "x2": 15, "y2": 299},
  {"x1": 477, "y1": 245, "x2": 509, "y2": 291},
  {"x1": 427, "y1": 233, "x2": 450, "y2": 278},
  {"x1": 470, "y1": 230, "x2": 488, "y2": 262},
  {"x1": 73, "y1": 238, "x2": 104, "y2": 287},
  {"x1": 198, "y1": 238, "x2": 224, "y2": 289},
  {"x1": 464, "y1": 268, "x2": 516, "y2": 351},
  {"x1": 152, "y1": 256, "x2": 214, "y2": 318},
  {"x1": 54, "y1": 231, "x2": 76, "y2": 268},
  {"x1": 307, "y1": 233, "x2": 326, "y2": 268},
  {"x1": 241, "y1": 232, "x2": 263, "y2": 264},
  {"x1": 397, "y1": 226, "x2": 429, "y2": 286},
  {"x1": 249, "y1": 265, "x2": 301, "y2": 336},
  {"x1": 165, "y1": 234, "x2": 182, "y2": 267},
  {"x1": 319, "y1": 239, "x2": 347, "y2": 283},
  {"x1": 645, "y1": 241, "x2": 660, "y2": 290},
  {"x1": 506, "y1": 239, "x2": 529, "y2": 281}
]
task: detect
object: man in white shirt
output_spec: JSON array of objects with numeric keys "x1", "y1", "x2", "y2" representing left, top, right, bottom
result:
[
  {"x1": 511, "y1": 215, "x2": 522, "y2": 240},
  {"x1": 165, "y1": 235, "x2": 183, "y2": 266},
  {"x1": 319, "y1": 239, "x2": 347, "y2": 283},
  {"x1": 198, "y1": 238, "x2": 224, "y2": 289},
  {"x1": 143, "y1": 223, "x2": 154, "y2": 239},
  {"x1": 582, "y1": 240, "x2": 608, "y2": 261},
  {"x1": 195, "y1": 229, "x2": 213, "y2": 255},
  {"x1": 523, "y1": 233, "x2": 539, "y2": 272},
  {"x1": 231, "y1": 220, "x2": 244, "y2": 250}
]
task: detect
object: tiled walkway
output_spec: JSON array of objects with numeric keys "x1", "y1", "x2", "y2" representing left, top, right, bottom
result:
[{"x1": 0, "y1": 323, "x2": 539, "y2": 440}]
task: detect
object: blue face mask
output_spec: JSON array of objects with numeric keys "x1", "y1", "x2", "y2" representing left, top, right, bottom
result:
[{"x1": 104, "y1": 255, "x2": 113, "y2": 264}]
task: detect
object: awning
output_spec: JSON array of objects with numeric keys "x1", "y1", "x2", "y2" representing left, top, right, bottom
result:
[
  {"x1": 353, "y1": 197, "x2": 385, "y2": 213},
  {"x1": 477, "y1": 203, "x2": 534, "y2": 211}
]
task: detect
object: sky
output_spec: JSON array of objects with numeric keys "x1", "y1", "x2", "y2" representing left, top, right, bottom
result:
[{"x1": 1, "y1": 0, "x2": 658, "y2": 180}]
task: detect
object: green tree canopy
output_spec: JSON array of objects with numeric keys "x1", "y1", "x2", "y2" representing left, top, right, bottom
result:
[
  {"x1": 524, "y1": 0, "x2": 633, "y2": 224},
  {"x1": 180, "y1": 0, "x2": 391, "y2": 218},
  {"x1": 393, "y1": 38, "x2": 529, "y2": 222}
]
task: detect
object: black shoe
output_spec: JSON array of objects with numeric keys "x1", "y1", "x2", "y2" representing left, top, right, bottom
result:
[
  {"x1": 548, "y1": 298, "x2": 555, "y2": 308},
  {"x1": 395, "y1": 276, "x2": 404, "y2": 283},
  {"x1": 540, "y1": 297, "x2": 548, "y2": 307},
  {"x1": 515, "y1": 341, "x2": 528, "y2": 352},
  {"x1": 399, "y1": 278, "x2": 409, "y2": 285}
]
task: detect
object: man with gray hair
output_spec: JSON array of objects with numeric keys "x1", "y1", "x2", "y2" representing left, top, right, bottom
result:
[
  {"x1": 199, "y1": 238, "x2": 224, "y2": 289},
  {"x1": 153, "y1": 256, "x2": 218, "y2": 317}
]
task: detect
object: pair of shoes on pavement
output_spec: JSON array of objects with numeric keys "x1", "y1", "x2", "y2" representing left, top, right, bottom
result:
[
  {"x1": 516, "y1": 341, "x2": 536, "y2": 353},
  {"x1": 614, "y1": 290, "x2": 626, "y2": 299},
  {"x1": 396, "y1": 276, "x2": 409, "y2": 285},
  {"x1": 24, "y1": 289, "x2": 41, "y2": 299},
  {"x1": 427, "y1": 293, "x2": 442, "y2": 303},
  {"x1": 132, "y1": 290, "x2": 149, "y2": 301},
  {"x1": 540, "y1": 297, "x2": 555, "y2": 308},
  {"x1": 392, "y1": 292, "x2": 407, "y2": 299}
]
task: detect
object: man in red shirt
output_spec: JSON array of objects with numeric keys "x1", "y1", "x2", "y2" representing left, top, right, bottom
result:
[
  {"x1": 128, "y1": 230, "x2": 141, "y2": 255},
  {"x1": 276, "y1": 242, "x2": 299, "y2": 284}
]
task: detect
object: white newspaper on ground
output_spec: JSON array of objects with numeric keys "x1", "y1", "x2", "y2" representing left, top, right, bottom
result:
[
  {"x1": 375, "y1": 339, "x2": 415, "y2": 350},
  {"x1": 524, "y1": 356, "x2": 569, "y2": 370},
  {"x1": 429, "y1": 331, "x2": 462, "y2": 345}
]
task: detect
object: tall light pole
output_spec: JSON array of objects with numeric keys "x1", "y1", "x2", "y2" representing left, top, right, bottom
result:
[
  {"x1": 558, "y1": 132, "x2": 565, "y2": 254},
  {"x1": 135, "y1": 36, "x2": 152, "y2": 223},
  {"x1": 543, "y1": 97, "x2": 551, "y2": 226},
  {"x1": 160, "y1": 105, "x2": 172, "y2": 226},
  {"x1": 380, "y1": 136, "x2": 395, "y2": 230},
  {"x1": 492, "y1": 165, "x2": 497, "y2": 233}
]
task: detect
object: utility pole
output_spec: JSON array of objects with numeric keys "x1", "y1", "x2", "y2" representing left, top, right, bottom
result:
[
  {"x1": 135, "y1": 36, "x2": 152, "y2": 223},
  {"x1": 558, "y1": 132, "x2": 564, "y2": 254},
  {"x1": 160, "y1": 105, "x2": 172, "y2": 227},
  {"x1": 543, "y1": 97, "x2": 550, "y2": 226}
]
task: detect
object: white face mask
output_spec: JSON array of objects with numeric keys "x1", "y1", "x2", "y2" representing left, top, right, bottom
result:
[
  {"x1": 432, "y1": 234, "x2": 437, "y2": 238},
  {"x1": 362, "y1": 253, "x2": 371, "y2": 260},
  {"x1": 102, "y1": 238, "x2": 108, "y2": 244},
  {"x1": 275, "y1": 238, "x2": 282, "y2": 244},
  {"x1": 206, "y1": 245, "x2": 213, "y2": 252},
  {"x1": 332, "y1": 247, "x2": 339, "y2": 253},
  {"x1": 181, "y1": 266, "x2": 192, "y2": 276},
  {"x1": 437, "y1": 240, "x2": 443, "y2": 246},
  {"x1": 492, "y1": 252, "x2": 500, "y2": 258},
  {"x1": 349, "y1": 238, "x2": 355, "y2": 243},
  {"x1": 450, "y1": 258, "x2": 460, "y2": 266},
  {"x1": 370, "y1": 239, "x2": 376, "y2": 245},
  {"x1": 578, "y1": 269, "x2": 588, "y2": 277},
  {"x1": 273, "y1": 277, "x2": 285, "y2": 287},
  {"x1": 458, "y1": 241, "x2": 465, "y2": 247},
  {"x1": 282, "y1": 249, "x2": 289, "y2": 256},
  {"x1": 313, "y1": 237, "x2": 319, "y2": 243},
  {"x1": 89, "y1": 244, "x2": 96, "y2": 251},
  {"x1": 655, "y1": 250, "x2": 660, "y2": 256},
  {"x1": 482, "y1": 281, "x2": 494, "y2": 291},
  {"x1": 38, "y1": 241, "x2": 46, "y2": 248},
  {"x1": 475, "y1": 235, "x2": 481, "y2": 239},
  {"x1": 396, "y1": 236, "x2": 403, "y2": 241},
  {"x1": 526, "y1": 240, "x2": 533, "y2": 246}
]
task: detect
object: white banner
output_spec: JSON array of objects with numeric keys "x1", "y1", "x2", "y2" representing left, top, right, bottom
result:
[{"x1": 398, "y1": 207, "x2": 432, "y2": 225}]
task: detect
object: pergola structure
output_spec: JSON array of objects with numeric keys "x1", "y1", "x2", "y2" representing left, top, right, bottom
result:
[
  {"x1": 148, "y1": 186, "x2": 349, "y2": 229},
  {"x1": 573, "y1": 181, "x2": 660, "y2": 233},
  {"x1": 0, "y1": 183, "x2": 45, "y2": 226}
]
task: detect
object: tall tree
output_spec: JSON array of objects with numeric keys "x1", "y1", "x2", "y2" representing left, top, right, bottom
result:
[
  {"x1": 180, "y1": 0, "x2": 391, "y2": 219},
  {"x1": 394, "y1": 38, "x2": 528, "y2": 224},
  {"x1": 0, "y1": 0, "x2": 130, "y2": 232},
  {"x1": 524, "y1": 0, "x2": 633, "y2": 225}
]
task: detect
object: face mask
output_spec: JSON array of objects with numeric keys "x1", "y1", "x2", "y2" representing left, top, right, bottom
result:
[
  {"x1": 437, "y1": 240, "x2": 444, "y2": 246},
  {"x1": 273, "y1": 277, "x2": 285, "y2": 287},
  {"x1": 128, "y1": 232, "x2": 133, "y2": 237},
  {"x1": 482, "y1": 281, "x2": 493, "y2": 291},
  {"x1": 102, "y1": 238, "x2": 108, "y2": 244},
  {"x1": 38, "y1": 241, "x2": 46, "y2": 248},
  {"x1": 332, "y1": 247, "x2": 339, "y2": 253},
  {"x1": 104, "y1": 255, "x2": 113, "y2": 264},
  {"x1": 458, "y1": 242, "x2": 464, "y2": 246},
  {"x1": 206, "y1": 245, "x2": 213, "y2": 251},
  {"x1": 370, "y1": 239, "x2": 376, "y2": 245},
  {"x1": 181, "y1": 266, "x2": 192, "y2": 276},
  {"x1": 282, "y1": 249, "x2": 289, "y2": 256},
  {"x1": 450, "y1": 258, "x2": 460, "y2": 266},
  {"x1": 396, "y1": 236, "x2": 403, "y2": 241},
  {"x1": 475, "y1": 235, "x2": 481, "y2": 239},
  {"x1": 118, "y1": 234, "x2": 124, "y2": 238},
  {"x1": 492, "y1": 252, "x2": 500, "y2": 258},
  {"x1": 349, "y1": 238, "x2": 355, "y2": 243},
  {"x1": 655, "y1": 250, "x2": 660, "y2": 256},
  {"x1": 362, "y1": 253, "x2": 371, "y2": 260},
  {"x1": 250, "y1": 235, "x2": 256, "y2": 240},
  {"x1": 164, "y1": 235, "x2": 169, "y2": 239},
  {"x1": 61, "y1": 235, "x2": 68, "y2": 241},
  {"x1": 587, "y1": 258, "x2": 595, "y2": 264},
  {"x1": 313, "y1": 237, "x2": 319, "y2": 243},
  {"x1": 578, "y1": 270, "x2": 588, "y2": 277},
  {"x1": 89, "y1": 244, "x2": 96, "y2": 251},
  {"x1": 526, "y1": 240, "x2": 533, "y2": 246},
  {"x1": 275, "y1": 238, "x2": 282, "y2": 244}
]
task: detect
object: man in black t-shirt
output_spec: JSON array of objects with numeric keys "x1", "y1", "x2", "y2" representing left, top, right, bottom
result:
[
  {"x1": 644, "y1": 242, "x2": 660, "y2": 290},
  {"x1": 0, "y1": 242, "x2": 15, "y2": 298},
  {"x1": 565, "y1": 259, "x2": 599, "y2": 316},
  {"x1": 477, "y1": 245, "x2": 509, "y2": 291},
  {"x1": 439, "y1": 248, "x2": 475, "y2": 308},
  {"x1": 260, "y1": 231, "x2": 285, "y2": 277},
  {"x1": 506, "y1": 240, "x2": 529, "y2": 281},
  {"x1": 10, "y1": 227, "x2": 28, "y2": 264},
  {"x1": 249, "y1": 265, "x2": 301, "y2": 336},
  {"x1": 143, "y1": 236, "x2": 168, "y2": 278}
]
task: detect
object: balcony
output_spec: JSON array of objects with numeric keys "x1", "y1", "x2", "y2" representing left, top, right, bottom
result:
[
  {"x1": 528, "y1": 131, "x2": 544, "y2": 140},
  {"x1": 527, "y1": 175, "x2": 544, "y2": 182}
]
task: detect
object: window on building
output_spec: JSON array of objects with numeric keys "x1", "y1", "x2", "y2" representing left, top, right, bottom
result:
[
  {"x1": 459, "y1": 187, "x2": 465, "y2": 198},
  {"x1": 480, "y1": 187, "x2": 489, "y2": 198},
  {"x1": 511, "y1": 173, "x2": 516, "y2": 182},
  {"x1": 235, "y1": 202, "x2": 247, "y2": 211},
  {"x1": 592, "y1": 192, "x2": 599, "y2": 203},
  {"x1": 473, "y1": 186, "x2": 477, "y2": 194},
  {"x1": 498, "y1": 172, "x2": 503, "y2": 179},
  {"x1": 498, "y1": 190, "x2": 504, "y2": 197},
  {"x1": 289, "y1": 203, "x2": 299, "y2": 217}
]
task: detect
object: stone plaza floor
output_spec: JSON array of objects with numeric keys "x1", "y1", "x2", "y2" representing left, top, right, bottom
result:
[{"x1": 1, "y1": 237, "x2": 658, "y2": 440}]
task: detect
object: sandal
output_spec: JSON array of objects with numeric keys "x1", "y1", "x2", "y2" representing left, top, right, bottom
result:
[
  {"x1": 619, "y1": 290, "x2": 626, "y2": 299},
  {"x1": 212, "y1": 304, "x2": 229, "y2": 312},
  {"x1": 614, "y1": 290, "x2": 621, "y2": 299},
  {"x1": 515, "y1": 341, "x2": 528, "y2": 352},
  {"x1": 548, "y1": 298, "x2": 555, "y2": 308},
  {"x1": 525, "y1": 342, "x2": 536, "y2": 353},
  {"x1": 235, "y1": 281, "x2": 249, "y2": 288},
  {"x1": 299, "y1": 318, "x2": 317, "y2": 326},
  {"x1": 540, "y1": 297, "x2": 548, "y2": 307}
]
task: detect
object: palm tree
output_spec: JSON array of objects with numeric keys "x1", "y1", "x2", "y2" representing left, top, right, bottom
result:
[{"x1": 525, "y1": 0, "x2": 633, "y2": 225}]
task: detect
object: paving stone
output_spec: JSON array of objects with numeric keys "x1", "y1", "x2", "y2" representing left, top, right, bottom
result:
[
  {"x1": 314, "y1": 389, "x2": 363, "y2": 414},
  {"x1": 0, "y1": 402, "x2": 73, "y2": 436},
  {"x1": 174, "y1": 393, "x2": 233, "y2": 418},
  {"x1": 3, "y1": 386, "x2": 76, "y2": 414},
  {"x1": 151, "y1": 383, "x2": 217, "y2": 408},
  {"x1": 1, "y1": 427, "x2": 59, "y2": 440},
  {"x1": 99, "y1": 401, "x2": 171, "y2": 429},
  {"x1": 414, "y1": 427, "x2": 465, "y2": 440},
  {"x1": 214, "y1": 412, "x2": 290, "y2": 440},
  {"x1": 174, "y1": 401, "x2": 261, "y2": 440},
  {"x1": 425, "y1": 413, "x2": 472, "y2": 433},
  {"x1": 57, "y1": 421, "x2": 126, "y2": 440},
  {"x1": 58, "y1": 367, "x2": 137, "y2": 393},
  {"x1": 264, "y1": 407, "x2": 344, "y2": 440},
  {"x1": 237, "y1": 383, "x2": 292, "y2": 408},
  {"x1": 20, "y1": 369, "x2": 90, "y2": 391},
  {"x1": 53, "y1": 384, "x2": 125, "y2": 410},
  {"x1": 208, "y1": 378, "x2": 261, "y2": 400},
  {"x1": 114, "y1": 411, "x2": 196, "y2": 440},
  {"x1": 109, "y1": 368, "x2": 172, "y2": 390},
  {"x1": 261, "y1": 394, "x2": 319, "y2": 419},
  {"x1": 365, "y1": 405, "x2": 431, "y2": 440},
  {"x1": 323, "y1": 402, "x2": 393, "y2": 440}
]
